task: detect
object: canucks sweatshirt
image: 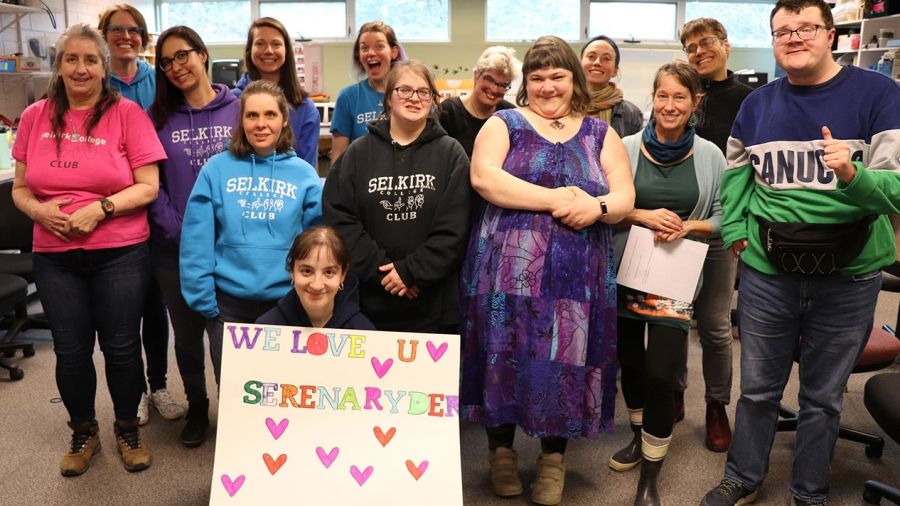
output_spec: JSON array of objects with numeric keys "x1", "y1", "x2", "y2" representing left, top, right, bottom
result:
[{"x1": 721, "y1": 66, "x2": 900, "y2": 275}]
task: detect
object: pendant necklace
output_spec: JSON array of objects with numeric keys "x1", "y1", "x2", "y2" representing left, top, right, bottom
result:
[
  {"x1": 67, "y1": 111, "x2": 88, "y2": 139},
  {"x1": 549, "y1": 114, "x2": 568, "y2": 130}
]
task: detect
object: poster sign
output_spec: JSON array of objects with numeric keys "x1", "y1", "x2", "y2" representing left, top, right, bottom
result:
[{"x1": 210, "y1": 323, "x2": 463, "y2": 505}]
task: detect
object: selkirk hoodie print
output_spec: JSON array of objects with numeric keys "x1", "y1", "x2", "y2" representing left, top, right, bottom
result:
[
  {"x1": 180, "y1": 147, "x2": 324, "y2": 319},
  {"x1": 150, "y1": 83, "x2": 240, "y2": 263}
]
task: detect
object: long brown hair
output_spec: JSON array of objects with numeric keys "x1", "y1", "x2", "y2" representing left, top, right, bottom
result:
[
  {"x1": 516, "y1": 35, "x2": 591, "y2": 115},
  {"x1": 48, "y1": 24, "x2": 120, "y2": 153},
  {"x1": 244, "y1": 17, "x2": 308, "y2": 107},
  {"x1": 150, "y1": 26, "x2": 211, "y2": 130},
  {"x1": 230, "y1": 80, "x2": 295, "y2": 158}
]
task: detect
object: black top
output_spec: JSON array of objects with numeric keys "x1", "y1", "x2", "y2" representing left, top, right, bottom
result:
[
  {"x1": 438, "y1": 96, "x2": 515, "y2": 157},
  {"x1": 255, "y1": 272, "x2": 375, "y2": 330},
  {"x1": 323, "y1": 117, "x2": 473, "y2": 332},
  {"x1": 695, "y1": 71, "x2": 754, "y2": 155}
]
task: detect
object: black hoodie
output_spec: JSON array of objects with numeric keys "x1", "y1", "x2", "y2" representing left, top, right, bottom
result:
[
  {"x1": 323, "y1": 117, "x2": 472, "y2": 332},
  {"x1": 255, "y1": 272, "x2": 375, "y2": 330}
]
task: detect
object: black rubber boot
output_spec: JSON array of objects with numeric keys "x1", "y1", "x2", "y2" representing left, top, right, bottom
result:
[
  {"x1": 609, "y1": 423, "x2": 642, "y2": 471},
  {"x1": 634, "y1": 457, "x2": 663, "y2": 506},
  {"x1": 181, "y1": 399, "x2": 210, "y2": 448}
]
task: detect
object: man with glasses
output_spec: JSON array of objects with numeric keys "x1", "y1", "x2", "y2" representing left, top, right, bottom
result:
[
  {"x1": 676, "y1": 18, "x2": 753, "y2": 455},
  {"x1": 701, "y1": 1, "x2": 900, "y2": 505}
]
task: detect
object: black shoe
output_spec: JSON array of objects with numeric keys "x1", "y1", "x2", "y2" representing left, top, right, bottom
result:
[
  {"x1": 700, "y1": 478, "x2": 757, "y2": 506},
  {"x1": 609, "y1": 423, "x2": 642, "y2": 471},
  {"x1": 181, "y1": 400, "x2": 209, "y2": 448},
  {"x1": 634, "y1": 457, "x2": 663, "y2": 506}
]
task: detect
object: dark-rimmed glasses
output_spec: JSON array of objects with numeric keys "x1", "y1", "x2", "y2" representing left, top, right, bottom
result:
[
  {"x1": 771, "y1": 25, "x2": 825, "y2": 44},
  {"x1": 394, "y1": 86, "x2": 433, "y2": 101},
  {"x1": 481, "y1": 74, "x2": 511, "y2": 92},
  {"x1": 106, "y1": 24, "x2": 143, "y2": 37},
  {"x1": 683, "y1": 36, "x2": 720, "y2": 55},
  {"x1": 160, "y1": 49, "x2": 198, "y2": 72}
]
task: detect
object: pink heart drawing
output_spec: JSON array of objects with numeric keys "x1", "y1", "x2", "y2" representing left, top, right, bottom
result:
[
  {"x1": 406, "y1": 459, "x2": 429, "y2": 481},
  {"x1": 350, "y1": 465, "x2": 374, "y2": 486},
  {"x1": 426, "y1": 341, "x2": 448, "y2": 362},
  {"x1": 221, "y1": 474, "x2": 245, "y2": 497},
  {"x1": 370, "y1": 357, "x2": 393, "y2": 379},
  {"x1": 316, "y1": 446, "x2": 339, "y2": 468},
  {"x1": 265, "y1": 417, "x2": 289, "y2": 440}
]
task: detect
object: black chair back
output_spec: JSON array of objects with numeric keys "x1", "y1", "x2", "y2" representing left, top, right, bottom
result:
[{"x1": 0, "y1": 180, "x2": 33, "y2": 253}]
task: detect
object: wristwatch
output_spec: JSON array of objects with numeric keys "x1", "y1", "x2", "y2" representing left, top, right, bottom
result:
[
  {"x1": 99, "y1": 198, "x2": 115, "y2": 218},
  {"x1": 599, "y1": 199, "x2": 608, "y2": 217}
]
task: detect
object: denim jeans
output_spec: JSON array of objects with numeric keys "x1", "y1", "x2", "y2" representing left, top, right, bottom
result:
[
  {"x1": 33, "y1": 243, "x2": 150, "y2": 424},
  {"x1": 677, "y1": 236, "x2": 737, "y2": 404},
  {"x1": 724, "y1": 263, "x2": 881, "y2": 501}
]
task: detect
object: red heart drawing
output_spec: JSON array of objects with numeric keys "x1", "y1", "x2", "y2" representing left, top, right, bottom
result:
[
  {"x1": 263, "y1": 453, "x2": 287, "y2": 475},
  {"x1": 405, "y1": 459, "x2": 429, "y2": 481},
  {"x1": 373, "y1": 426, "x2": 396, "y2": 447}
]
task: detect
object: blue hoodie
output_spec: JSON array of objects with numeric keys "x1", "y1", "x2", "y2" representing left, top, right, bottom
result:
[
  {"x1": 111, "y1": 59, "x2": 156, "y2": 109},
  {"x1": 150, "y1": 83, "x2": 240, "y2": 265},
  {"x1": 180, "y1": 149, "x2": 324, "y2": 318},
  {"x1": 233, "y1": 74, "x2": 321, "y2": 168}
]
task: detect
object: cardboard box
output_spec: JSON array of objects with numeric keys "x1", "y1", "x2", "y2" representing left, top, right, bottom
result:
[{"x1": 15, "y1": 56, "x2": 42, "y2": 72}]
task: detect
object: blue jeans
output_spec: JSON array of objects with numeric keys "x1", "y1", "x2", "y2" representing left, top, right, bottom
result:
[
  {"x1": 33, "y1": 243, "x2": 150, "y2": 424},
  {"x1": 724, "y1": 263, "x2": 881, "y2": 501}
]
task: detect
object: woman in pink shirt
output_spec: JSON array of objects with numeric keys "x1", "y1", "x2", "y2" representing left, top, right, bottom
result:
[{"x1": 11, "y1": 24, "x2": 165, "y2": 478}]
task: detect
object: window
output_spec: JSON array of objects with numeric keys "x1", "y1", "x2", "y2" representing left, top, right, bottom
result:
[
  {"x1": 485, "y1": 0, "x2": 581, "y2": 41},
  {"x1": 684, "y1": 1, "x2": 775, "y2": 47},
  {"x1": 158, "y1": 0, "x2": 251, "y2": 43},
  {"x1": 589, "y1": 1, "x2": 677, "y2": 41},
  {"x1": 355, "y1": 0, "x2": 449, "y2": 41},
  {"x1": 259, "y1": 1, "x2": 348, "y2": 39}
]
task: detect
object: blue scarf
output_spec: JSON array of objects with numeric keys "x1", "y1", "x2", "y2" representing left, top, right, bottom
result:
[{"x1": 641, "y1": 117, "x2": 695, "y2": 165}]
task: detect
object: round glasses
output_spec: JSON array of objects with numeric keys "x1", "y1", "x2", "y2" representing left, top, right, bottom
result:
[
  {"x1": 393, "y1": 86, "x2": 434, "y2": 101},
  {"x1": 160, "y1": 49, "x2": 198, "y2": 72}
]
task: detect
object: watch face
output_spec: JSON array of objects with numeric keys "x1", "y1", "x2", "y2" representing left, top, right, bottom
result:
[{"x1": 101, "y1": 199, "x2": 115, "y2": 215}]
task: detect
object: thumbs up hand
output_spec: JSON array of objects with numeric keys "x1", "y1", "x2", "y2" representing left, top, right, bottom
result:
[{"x1": 821, "y1": 126, "x2": 856, "y2": 183}]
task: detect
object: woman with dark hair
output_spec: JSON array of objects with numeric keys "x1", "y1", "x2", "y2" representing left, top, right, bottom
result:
[
  {"x1": 180, "y1": 79, "x2": 322, "y2": 394},
  {"x1": 11, "y1": 23, "x2": 165, "y2": 476},
  {"x1": 233, "y1": 17, "x2": 320, "y2": 167},
  {"x1": 329, "y1": 20, "x2": 406, "y2": 163},
  {"x1": 148, "y1": 25, "x2": 240, "y2": 447},
  {"x1": 98, "y1": 3, "x2": 176, "y2": 426},
  {"x1": 324, "y1": 61, "x2": 472, "y2": 333},
  {"x1": 257, "y1": 226, "x2": 375, "y2": 330},
  {"x1": 580, "y1": 35, "x2": 644, "y2": 137},
  {"x1": 609, "y1": 61, "x2": 724, "y2": 505},
  {"x1": 459, "y1": 35, "x2": 634, "y2": 505}
]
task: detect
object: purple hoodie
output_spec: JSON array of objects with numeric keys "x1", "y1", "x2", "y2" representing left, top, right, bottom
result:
[{"x1": 150, "y1": 83, "x2": 240, "y2": 264}]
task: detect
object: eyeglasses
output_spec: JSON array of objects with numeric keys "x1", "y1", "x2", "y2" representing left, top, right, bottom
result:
[
  {"x1": 683, "y1": 36, "x2": 720, "y2": 55},
  {"x1": 481, "y1": 74, "x2": 511, "y2": 91},
  {"x1": 106, "y1": 24, "x2": 143, "y2": 37},
  {"x1": 160, "y1": 49, "x2": 198, "y2": 72},
  {"x1": 771, "y1": 24, "x2": 824, "y2": 43},
  {"x1": 394, "y1": 86, "x2": 433, "y2": 101}
]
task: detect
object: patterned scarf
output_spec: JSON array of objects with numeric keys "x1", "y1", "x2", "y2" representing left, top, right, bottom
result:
[
  {"x1": 641, "y1": 116, "x2": 695, "y2": 166},
  {"x1": 587, "y1": 83, "x2": 624, "y2": 123}
]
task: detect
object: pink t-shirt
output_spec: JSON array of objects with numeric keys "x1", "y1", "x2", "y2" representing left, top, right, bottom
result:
[{"x1": 13, "y1": 98, "x2": 166, "y2": 252}]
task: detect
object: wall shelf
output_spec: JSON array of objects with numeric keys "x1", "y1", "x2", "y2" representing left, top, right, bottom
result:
[{"x1": 0, "y1": 4, "x2": 44, "y2": 37}]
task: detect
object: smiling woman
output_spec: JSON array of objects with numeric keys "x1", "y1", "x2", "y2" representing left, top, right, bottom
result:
[{"x1": 97, "y1": 4, "x2": 154, "y2": 108}]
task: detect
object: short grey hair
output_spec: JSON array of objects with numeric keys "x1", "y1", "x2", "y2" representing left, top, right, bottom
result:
[{"x1": 473, "y1": 46, "x2": 522, "y2": 82}]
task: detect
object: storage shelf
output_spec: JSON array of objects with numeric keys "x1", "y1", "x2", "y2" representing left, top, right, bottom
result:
[{"x1": 0, "y1": 4, "x2": 44, "y2": 14}]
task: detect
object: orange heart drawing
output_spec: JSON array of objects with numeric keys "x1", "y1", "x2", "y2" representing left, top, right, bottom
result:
[
  {"x1": 405, "y1": 459, "x2": 429, "y2": 481},
  {"x1": 263, "y1": 453, "x2": 287, "y2": 475},
  {"x1": 373, "y1": 426, "x2": 396, "y2": 447}
]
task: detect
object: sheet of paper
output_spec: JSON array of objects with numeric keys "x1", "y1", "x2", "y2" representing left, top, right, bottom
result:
[
  {"x1": 617, "y1": 225, "x2": 710, "y2": 303},
  {"x1": 210, "y1": 324, "x2": 463, "y2": 505}
]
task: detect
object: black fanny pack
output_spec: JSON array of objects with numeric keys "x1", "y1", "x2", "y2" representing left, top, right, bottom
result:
[{"x1": 755, "y1": 215, "x2": 876, "y2": 275}]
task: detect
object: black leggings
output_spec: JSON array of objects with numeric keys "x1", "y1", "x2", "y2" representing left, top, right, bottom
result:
[
  {"x1": 617, "y1": 317, "x2": 688, "y2": 439},
  {"x1": 486, "y1": 424, "x2": 568, "y2": 454}
]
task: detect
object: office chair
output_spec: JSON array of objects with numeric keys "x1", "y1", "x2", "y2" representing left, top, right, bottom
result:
[
  {"x1": 0, "y1": 180, "x2": 48, "y2": 329},
  {"x1": 774, "y1": 261, "x2": 900, "y2": 458},
  {"x1": 0, "y1": 273, "x2": 34, "y2": 380}
]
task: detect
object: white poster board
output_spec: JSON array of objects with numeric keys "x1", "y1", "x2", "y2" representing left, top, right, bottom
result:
[{"x1": 210, "y1": 323, "x2": 463, "y2": 505}]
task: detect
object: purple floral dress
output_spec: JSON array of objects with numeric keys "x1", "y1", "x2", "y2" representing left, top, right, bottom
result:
[{"x1": 459, "y1": 109, "x2": 618, "y2": 439}]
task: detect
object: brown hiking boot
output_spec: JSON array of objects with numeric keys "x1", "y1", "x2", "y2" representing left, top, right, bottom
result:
[
  {"x1": 531, "y1": 452, "x2": 566, "y2": 505},
  {"x1": 706, "y1": 401, "x2": 733, "y2": 452},
  {"x1": 488, "y1": 447, "x2": 523, "y2": 496},
  {"x1": 114, "y1": 419, "x2": 152, "y2": 472},
  {"x1": 60, "y1": 421, "x2": 101, "y2": 477}
]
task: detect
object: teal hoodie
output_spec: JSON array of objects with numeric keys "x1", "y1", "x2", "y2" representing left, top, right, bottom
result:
[
  {"x1": 179, "y1": 149, "x2": 323, "y2": 318},
  {"x1": 110, "y1": 59, "x2": 156, "y2": 109}
]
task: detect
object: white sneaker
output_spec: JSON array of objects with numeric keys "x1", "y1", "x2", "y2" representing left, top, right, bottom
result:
[
  {"x1": 137, "y1": 392, "x2": 150, "y2": 426},
  {"x1": 150, "y1": 389, "x2": 186, "y2": 420}
]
